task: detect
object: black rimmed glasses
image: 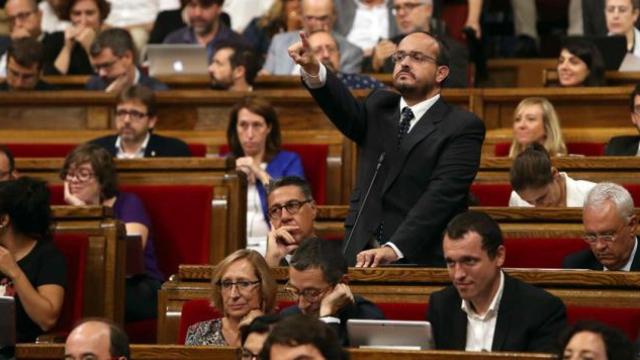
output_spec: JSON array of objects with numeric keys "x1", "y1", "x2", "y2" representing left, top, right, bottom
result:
[{"x1": 268, "y1": 199, "x2": 312, "y2": 220}]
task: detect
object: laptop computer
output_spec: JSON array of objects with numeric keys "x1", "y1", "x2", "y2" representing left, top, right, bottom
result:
[
  {"x1": 347, "y1": 319, "x2": 434, "y2": 350},
  {"x1": 0, "y1": 297, "x2": 15, "y2": 360},
  {"x1": 146, "y1": 44, "x2": 209, "y2": 76}
]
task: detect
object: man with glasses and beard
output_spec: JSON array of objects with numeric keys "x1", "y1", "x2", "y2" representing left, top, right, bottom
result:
[
  {"x1": 280, "y1": 236, "x2": 384, "y2": 346},
  {"x1": 564, "y1": 182, "x2": 640, "y2": 271},
  {"x1": 90, "y1": 85, "x2": 191, "y2": 158},
  {"x1": 163, "y1": 0, "x2": 248, "y2": 61},
  {"x1": 289, "y1": 31, "x2": 484, "y2": 268}
]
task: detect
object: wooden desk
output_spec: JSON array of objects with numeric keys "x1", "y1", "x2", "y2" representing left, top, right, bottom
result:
[
  {"x1": 15, "y1": 344, "x2": 554, "y2": 360},
  {"x1": 157, "y1": 266, "x2": 640, "y2": 343}
]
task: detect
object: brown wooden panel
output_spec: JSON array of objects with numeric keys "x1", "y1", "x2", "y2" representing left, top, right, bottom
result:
[{"x1": 15, "y1": 344, "x2": 554, "y2": 360}]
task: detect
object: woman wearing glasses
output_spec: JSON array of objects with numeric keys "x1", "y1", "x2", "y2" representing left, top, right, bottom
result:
[
  {"x1": 43, "y1": 0, "x2": 111, "y2": 75},
  {"x1": 226, "y1": 97, "x2": 304, "y2": 256},
  {"x1": 60, "y1": 143, "x2": 163, "y2": 321},
  {"x1": 0, "y1": 177, "x2": 66, "y2": 342},
  {"x1": 509, "y1": 143, "x2": 595, "y2": 207},
  {"x1": 185, "y1": 249, "x2": 278, "y2": 346}
]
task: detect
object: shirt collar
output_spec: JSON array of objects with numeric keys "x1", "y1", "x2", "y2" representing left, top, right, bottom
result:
[
  {"x1": 399, "y1": 94, "x2": 440, "y2": 123},
  {"x1": 115, "y1": 132, "x2": 150, "y2": 159},
  {"x1": 461, "y1": 271, "x2": 505, "y2": 320},
  {"x1": 604, "y1": 237, "x2": 638, "y2": 271},
  {"x1": 133, "y1": 67, "x2": 141, "y2": 85}
]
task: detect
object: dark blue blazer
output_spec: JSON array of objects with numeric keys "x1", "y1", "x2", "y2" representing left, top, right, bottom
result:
[{"x1": 90, "y1": 133, "x2": 191, "y2": 157}]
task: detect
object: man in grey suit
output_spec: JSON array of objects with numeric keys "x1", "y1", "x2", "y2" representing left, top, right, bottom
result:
[{"x1": 261, "y1": 0, "x2": 363, "y2": 75}]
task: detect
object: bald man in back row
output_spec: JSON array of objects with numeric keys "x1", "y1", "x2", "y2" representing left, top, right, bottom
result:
[{"x1": 64, "y1": 319, "x2": 130, "y2": 360}]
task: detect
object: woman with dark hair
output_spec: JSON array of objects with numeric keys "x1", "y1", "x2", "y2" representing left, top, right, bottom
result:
[
  {"x1": 226, "y1": 96, "x2": 304, "y2": 255},
  {"x1": 60, "y1": 143, "x2": 162, "y2": 321},
  {"x1": 509, "y1": 143, "x2": 595, "y2": 207},
  {"x1": 0, "y1": 177, "x2": 66, "y2": 342},
  {"x1": 42, "y1": 0, "x2": 111, "y2": 75},
  {"x1": 557, "y1": 40, "x2": 606, "y2": 87},
  {"x1": 559, "y1": 320, "x2": 635, "y2": 360}
]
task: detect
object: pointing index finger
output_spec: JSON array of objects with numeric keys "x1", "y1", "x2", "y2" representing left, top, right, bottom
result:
[{"x1": 300, "y1": 31, "x2": 311, "y2": 49}]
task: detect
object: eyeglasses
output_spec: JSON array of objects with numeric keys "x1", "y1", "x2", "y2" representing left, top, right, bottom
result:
[
  {"x1": 116, "y1": 109, "x2": 149, "y2": 121},
  {"x1": 93, "y1": 58, "x2": 119, "y2": 72},
  {"x1": 391, "y1": 2, "x2": 426, "y2": 15},
  {"x1": 268, "y1": 199, "x2": 312, "y2": 220},
  {"x1": 284, "y1": 282, "x2": 331, "y2": 302},
  {"x1": 582, "y1": 223, "x2": 628, "y2": 244},
  {"x1": 391, "y1": 51, "x2": 437, "y2": 64},
  {"x1": 238, "y1": 348, "x2": 260, "y2": 360},
  {"x1": 64, "y1": 169, "x2": 95, "y2": 182},
  {"x1": 218, "y1": 279, "x2": 261, "y2": 292},
  {"x1": 8, "y1": 10, "x2": 35, "y2": 24},
  {"x1": 312, "y1": 45, "x2": 338, "y2": 56}
]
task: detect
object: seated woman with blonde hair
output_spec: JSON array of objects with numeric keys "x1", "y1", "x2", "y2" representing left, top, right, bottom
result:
[
  {"x1": 185, "y1": 249, "x2": 278, "y2": 346},
  {"x1": 509, "y1": 143, "x2": 596, "y2": 207},
  {"x1": 509, "y1": 97, "x2": 567, "y2": 158}
]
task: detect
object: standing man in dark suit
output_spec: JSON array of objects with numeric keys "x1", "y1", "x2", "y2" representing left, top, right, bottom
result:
[
  {"x1": 563, "y1": 182, "x2": 640, "y2": 271},
  {"x1": 605, "y1": 84, "x2": 640, "y2": 156},
  {"x1": 428, "y1": 211, "x2": 567, "y2": 352},
  {"x1": 280, "y1": 237, "x2": 384, "y2": 346},
  {"x1": 90, "y1": 85, "x2": 191, "y2": 158},
  {"x1": 86, "y1": 28, "x2": 168, "y2": 93},
  {"x1": 288, "y1": 31, "x2": 485, "y2": 267}
]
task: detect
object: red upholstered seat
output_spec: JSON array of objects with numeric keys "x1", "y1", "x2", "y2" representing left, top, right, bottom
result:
[
  {"x1": 503, "y1": 237, "x2": 588, "y2": 268},
  {"x1": 52, "y1": 233, "x2": 88, "y2": 333},
  {"x1": 377, "y1": 302, "x2": 428, "y2": 321},
  {"x1": 568, "y1": 305, "x2": 640, "y2": 340},
  {"x1": 494, "y1": 142, "x2": 605, "y2": 157},
  {"x1": 219, "y1": 144, "x2": 328, "y2": 205},
  {"x1": 470, "y1": 183, "x2": 512, "y2": 206},
  {"x1": 50, "y1": 184, "x2": 214, "y2": 276},
  {"x1": 5, "y1": 142, "x2": 207, "y2": 158}
]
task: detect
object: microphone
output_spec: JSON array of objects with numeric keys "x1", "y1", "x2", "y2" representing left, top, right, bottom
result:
[{"x1": 343, "y1": 152, "x2": 386, "y2": 258}]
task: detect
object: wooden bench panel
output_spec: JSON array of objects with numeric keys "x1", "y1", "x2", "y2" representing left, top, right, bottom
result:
[
  {"x1": 15, "y1": 344, "x2": 554, "y2": 360},
  {"x1": 52, "y1": 206, "x2": 126, "y2": 327},
  {"x1": 157, "y1": 266, "x2": 640, "y2": 343}
]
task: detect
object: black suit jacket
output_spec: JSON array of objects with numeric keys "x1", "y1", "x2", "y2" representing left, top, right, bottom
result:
[
  {"x1": 307, "y1": 71, "x2": 484, "y2": 266},
  {"x1": 279, "y1": 295, "x2": 384, "y2": 346},
  {"x1": 85, "y1": 71, "x2": 169, "y2": 91},
  {"x1": 605, "y1": 135, "x2": 640, "y2": 156},
  {"x1": 427, "y1": 273, "x2": 567, "y2": 352},
  {"x1": 563, "y1": 238, "x2": 640, "y2": 270},
  {"x1": 90, "y1": 133, "x2": 191, "y2": 157}
]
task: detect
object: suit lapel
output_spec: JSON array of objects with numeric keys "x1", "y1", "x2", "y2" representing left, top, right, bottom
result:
[
  {"x1": 381, "y1": 99, "x2": 446, "y2": 194},
  {"x1": 627, "y1": 139, "x2": 640, "y2": 155},
  {"x1": 631, "y1": 237, "x2": 640, "y2": 270},
  {"x1": 492, "y1": 275, "x2": 514, "y2": 351},
  {"x1": 451, "y1": 305, "x2": 468, "y2": 349}
]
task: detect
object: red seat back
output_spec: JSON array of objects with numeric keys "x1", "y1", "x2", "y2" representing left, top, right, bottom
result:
[
  {"x1": 377, "y1": 302, "x2": 428, "y2": 321},
  {"x1": 470, "y1": 183, "x2": 512, "y2": 206},
  {"x1": 50, "y1": 184, "x2": 214, "y2": 277},
  {"x1": 220, "y1": 144, "x2": 328, "y2": 205},
  {"x1": 568, "y1": 305, "x2": 640, "y2": 340},
  {"x1": 187, "y1": 143, "x2": 207, "y2": 157},
  {"x1": 503, "y1": 237, "x2": 588, "y2": 268},
  {"x1": 52, "y1": 233, "x2": 88, "y2": 332}
]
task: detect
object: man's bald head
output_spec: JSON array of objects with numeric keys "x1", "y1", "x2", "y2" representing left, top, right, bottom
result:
[
  {"x1": 64, "y1": 319, "x2": 129, "y2": 360},
  {"x1": 5, "y1": 0, "x2": 38, "y2": 10},
  {"x1": 301, "y1": 0, "x2": 334, "y2": 33}
]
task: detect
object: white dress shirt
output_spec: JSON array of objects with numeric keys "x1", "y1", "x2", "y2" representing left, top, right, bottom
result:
[
  {"x1": 346, "y1": 0, "x2": 390, "y2": 51},
  {"x1": 462, "y1": 271, "x2": 505, "y2": 351},
  {"x1": 105, "y1": 0, "x2": 160, "y2": 27}
]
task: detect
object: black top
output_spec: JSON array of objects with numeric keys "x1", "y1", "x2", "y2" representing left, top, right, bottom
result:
[
  {"x1": 605, "y1": 135, "x2": 640, "y2": 156},
  {"x1": 0, "y1": 241, "x2": 67, "y2": 342},
  {"x1": 41, "y1": 32, "x2": 94, "y2": 75},
  {"x1": 90, "y1": 133, "x2": 191, "y2": 157}
]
